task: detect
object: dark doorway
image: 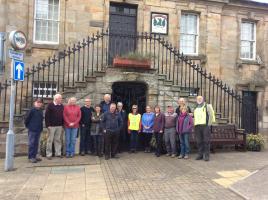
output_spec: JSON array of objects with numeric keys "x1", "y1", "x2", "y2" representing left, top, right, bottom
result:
[
  {"x1": 111, "y1": 82, "x2": 147, "y2": 115},
  {"x1": 109, "y1": 3, "x2": 137, "y2": 64},
  {"x1": 242, "y1": 91, "x2": 258, "y2": 133}
]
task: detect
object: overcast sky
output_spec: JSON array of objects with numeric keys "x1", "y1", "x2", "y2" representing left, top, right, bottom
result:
[{"x1": 251, "y1": 0, "x2": 268, "y2": 3}]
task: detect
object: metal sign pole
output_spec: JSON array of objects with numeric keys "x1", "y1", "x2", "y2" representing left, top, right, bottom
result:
[
  {"x1": 4, "y1": 30, "x2": 27, "y2": 171},
  {"x1": 5, "y1": 59, "x2": 15, "y2": 171}
]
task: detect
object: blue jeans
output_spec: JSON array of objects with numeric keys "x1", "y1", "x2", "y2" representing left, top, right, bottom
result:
[
  {"x1": 65, "y1": 128, "x2": 78, "y2": 156},
  {"x1": 28, "y1": 131, "x2": 41, "y2": 159},
  {"x1": 179, "y1": 133, "x2": 190, "y2": 156},
  {"x1": 130, "y1": 130, "x2": 138, "y2": 151}
]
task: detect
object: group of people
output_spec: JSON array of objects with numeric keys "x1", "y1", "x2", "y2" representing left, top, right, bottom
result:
[{"x1": 24, "y1": 93, "x2": 215, "y2": 163}]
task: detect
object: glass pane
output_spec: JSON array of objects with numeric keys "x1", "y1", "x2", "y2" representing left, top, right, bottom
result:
[
  {"x1": 130, "y1": 8, "x2": 136, "y2": 15},
  {"x1": 110, "y1": 6, "x2": 116, "y2": 13},
  {"x1": 241, "y1": 22, "x2": 254, "y2": 41},
  {"x1": 180, "y1": 34, "x2": 196, "y2": 54},
  {"x1": 124, "y1": 8, "x2": 129, "y2": 14},
  {"x1": 241, "y1": 41, "x2": 250, "y2": 58},
  {"x1": 181, "y1": 14, "x2": 197, "y2": 34}
]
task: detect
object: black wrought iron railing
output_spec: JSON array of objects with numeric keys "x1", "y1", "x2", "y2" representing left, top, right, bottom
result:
[{"x1": 0, "y1": 30, "x2": 258, "y2": 132}]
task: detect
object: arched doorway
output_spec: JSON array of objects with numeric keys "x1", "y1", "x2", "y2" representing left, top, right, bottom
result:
[{"x1": 111, "y1": 82, "x2": 147, "y2": 114}]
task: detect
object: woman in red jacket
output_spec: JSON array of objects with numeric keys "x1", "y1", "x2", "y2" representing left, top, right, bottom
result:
[{"x1": 63, "y1": 97, "x2": 81, "y2": 158}]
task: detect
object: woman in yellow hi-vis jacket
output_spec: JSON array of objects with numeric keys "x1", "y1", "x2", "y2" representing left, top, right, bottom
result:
[
  {"x1": 194, "y1": 96, "x2": 215, "y2": 161},
  {"x1": 128, "y1": 105, "x2": 141, "y2": 153}
]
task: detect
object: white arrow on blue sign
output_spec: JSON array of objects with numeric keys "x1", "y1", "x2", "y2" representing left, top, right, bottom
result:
[{"x1": 13, "y1": 60, "x2": 24, "y2": 81}]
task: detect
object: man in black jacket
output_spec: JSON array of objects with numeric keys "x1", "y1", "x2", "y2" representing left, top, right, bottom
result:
[
  {"x1": 24, "y1": 98, "x2": 44, "y2": 163},
  {"x1": 80, "y1": 98, "x2": 94, "y2": 155},
  {"x1": 117, "y1": 102, "x2": 127, "y2": 152},
  {"x1": 45, "y1": 94, "x2": 64, "y2": 159},
  {"x1": 101, "y1": 103, "x2": 123, "y2": 160}
]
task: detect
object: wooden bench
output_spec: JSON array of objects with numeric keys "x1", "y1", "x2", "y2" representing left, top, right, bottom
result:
[{"x1": 189, "y1": 124, "x2": 246, "y2": 152}]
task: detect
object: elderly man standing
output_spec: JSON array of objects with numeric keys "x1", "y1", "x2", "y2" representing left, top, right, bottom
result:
[
  {"x1": 117, "y1": 102, "x2": 127, "y2": 152},
  {"x1": 80, "y1": 98, "x2": 94, "y2": 156},
  {"x1": 175, "y1": 98, "x2": 192, "y2": 115},
  {"x1": 100, "y1": 94, "x2": 112, "y2": 113},
  {"x1": 45, "y1": 94, "x2": 64, "y2": 160},
  {"x1": 101, "y1": 103, "x2": 123, "y2": 160},
  {"x1": 194, "y1": 96, "x2": 215, "y2": 161}
]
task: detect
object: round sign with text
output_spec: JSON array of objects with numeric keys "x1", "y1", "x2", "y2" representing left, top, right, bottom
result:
[{"x1": 9, "y1": 30, "x2": 27, "y2": 51}]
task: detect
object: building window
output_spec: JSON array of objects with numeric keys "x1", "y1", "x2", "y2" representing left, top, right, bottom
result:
[
  {"x1": 34, "y1": 0, "x2": 60, "y2": 44},
  {"x1": 240, "y1": 21, "x2": 256, "y2": 60},
  {"x1": 33, "y1": 82, "x2": 57, "y2": 98},
  {"x1": 180, "y1": 13, "x2": 199, "y2": 55}
]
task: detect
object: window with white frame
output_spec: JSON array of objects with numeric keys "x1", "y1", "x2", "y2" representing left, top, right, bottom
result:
[
  {"x1": 180, "y1": 13, "x2": 199, "y2": 55},
  {"x1": 240, "y1": 21, "x2": 256, "y2": 60},
  {"x1": 33, "y1": 82, "x2": 57, "y2": 98},
  {"x1": 34, "y1": 0, "x2": 60, "y2": 44}
]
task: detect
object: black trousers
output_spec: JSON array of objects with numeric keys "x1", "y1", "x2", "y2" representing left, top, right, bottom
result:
[
  {"x1": 80, "y1": 126, "x2": 91, "y2": 154},
  {"x1": 118, "y1": 128, "x2": 127, "y2": 152},
  {"x1": 143, "y1": 132, "x2": 152, "y2": 150},
  {"x1": 154, "y1": 132, "x2": 163, "y2": 156},
  {"x1": 92, "y1": 135, "x2": 104, "y2": 156},
  {"x1": 195, "y1": 125, "x2": 210, "y2": 157},
  {"x1": 104, "y1": 131, "x2": 119, "y2": 157}
]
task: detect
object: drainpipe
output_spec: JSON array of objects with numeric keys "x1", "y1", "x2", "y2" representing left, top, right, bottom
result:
[{"x1": 0, "y1": 32, "x2": 6, "y2": 73}]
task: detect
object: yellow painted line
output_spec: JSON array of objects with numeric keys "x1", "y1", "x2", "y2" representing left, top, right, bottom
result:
[{"x1": 213, "y1": 170, "x2": 251, "y2": 188}]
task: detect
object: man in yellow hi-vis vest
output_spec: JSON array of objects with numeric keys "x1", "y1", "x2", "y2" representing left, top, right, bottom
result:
[{"x1": 194, "y1": 96, "x2": 215, "y2": 161}]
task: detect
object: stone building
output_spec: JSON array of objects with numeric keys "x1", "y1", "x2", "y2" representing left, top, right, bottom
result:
[{"x1": 0, "y1": 0, "x2": 268, "y2": 148}]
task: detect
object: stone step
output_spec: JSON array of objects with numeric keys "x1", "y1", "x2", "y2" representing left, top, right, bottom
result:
[
  {"x1": 85, "y1": 76, "x2": 97, "y2": 82},
  {"x1": 179, "y1": 90, "x2": 191, "y2": 97},
  {"x1": 94, "y1": 71, "x2": 106, "y2": 77},
  {"x1": 171, "y1": 85, "x2": 180, "y2": 92},
  {"x1": 215, "y1": 113, "x2": 222, "y2": 119},
  {"x1": 75, "y1": 81, "x2": 87, "y2": 88},
  {"x1": 158, "y1": 74, "x2": 166, "y2": 80},
  {"x1": 217, "y1": 118, "x2": 229, "y2": 124},
  {"x1": 164, "y1": 80, "x2": 173, "y2": 86}
]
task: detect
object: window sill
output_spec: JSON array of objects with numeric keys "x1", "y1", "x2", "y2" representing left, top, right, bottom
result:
[
  {"x1": 31, "y1": 43, "x2": 60, "y2": 50},
  {"x1": 239, "y1": 59, "x2": 260, "y2": 65}
]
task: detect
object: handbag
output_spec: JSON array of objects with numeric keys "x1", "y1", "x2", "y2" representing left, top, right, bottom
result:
[{"x1": 150, "y1": 134, "x2": 157, "y2": 148}]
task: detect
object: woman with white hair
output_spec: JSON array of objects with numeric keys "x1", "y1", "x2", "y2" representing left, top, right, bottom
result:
[{"x1": 63, "y1": 97, "x2": 81, "y2": 158}]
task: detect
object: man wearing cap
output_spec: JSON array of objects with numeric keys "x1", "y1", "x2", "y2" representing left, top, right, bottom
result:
[
  {"x1": 164, "y1": 104, "x2": 178, "y2": 158},
  {"x1": 194, "y1": 96, "x2": 215, "y2": 161},
  {"x1": 24, "y1": 98, "x2": 44, "y2": 163}
]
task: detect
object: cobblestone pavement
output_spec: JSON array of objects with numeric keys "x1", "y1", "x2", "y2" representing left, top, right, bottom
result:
[{"x1": 1, "y1": 150, "x2": 268, "y2": 200}]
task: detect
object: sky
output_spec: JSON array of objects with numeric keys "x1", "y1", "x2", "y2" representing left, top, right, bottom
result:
[{"x1": 251, "y1": 0, "x2": 268, "y2": 3}]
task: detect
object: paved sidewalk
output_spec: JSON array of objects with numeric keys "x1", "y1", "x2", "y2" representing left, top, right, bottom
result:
[{"x1": 1, "y1": 150, "x2": 268, "y2": 200}]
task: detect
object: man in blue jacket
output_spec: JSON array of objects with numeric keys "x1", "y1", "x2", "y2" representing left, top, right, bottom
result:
[{"x1": 24, "y1": 98, "x2": 44, "y2": 163}]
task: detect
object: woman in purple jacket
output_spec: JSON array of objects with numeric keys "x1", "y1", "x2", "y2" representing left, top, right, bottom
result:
[
  {"x1": 176, "y1": 106, "x2": 193, "y2": 159},
  {"x1": 152, "y1": 105, "x2": 165, "y2": 157},
  {"x1": 141, "y1": 106, "x2": 155, "y2": 153}
]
